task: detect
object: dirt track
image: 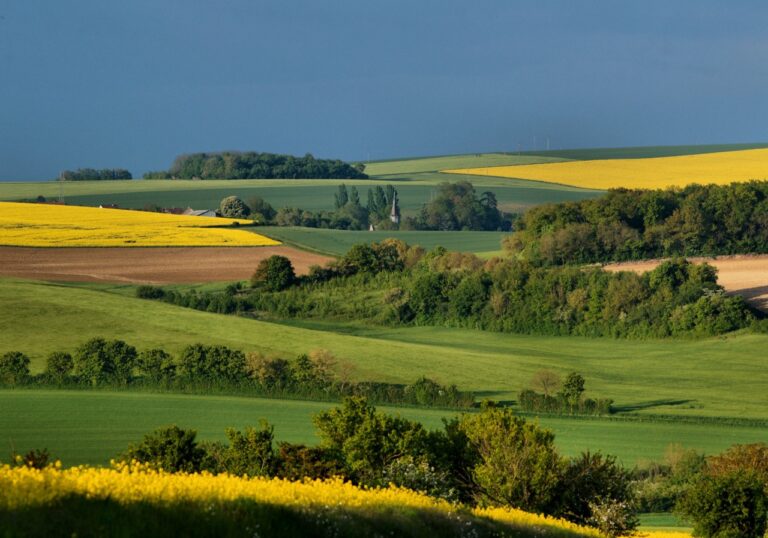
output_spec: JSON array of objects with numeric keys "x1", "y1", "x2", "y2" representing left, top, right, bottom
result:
[
  {"x1": 0, "y1": 247, "x2": 333, "y2": 284},
  {"x1": 605, "y1": 255, "x2": 768, "y2": 311}
]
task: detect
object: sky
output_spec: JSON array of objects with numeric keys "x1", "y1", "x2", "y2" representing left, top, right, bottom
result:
[{"x1": 1, "y1": 0, "x2": 767, "y2": 180}]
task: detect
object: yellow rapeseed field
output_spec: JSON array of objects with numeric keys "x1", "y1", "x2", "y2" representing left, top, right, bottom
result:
[
  {"x1": 0, "y1": 202, "x2": 280, "y2": 247},
  {"x1": 443, "y1": 148, "x2": 768, "y2": 190},
  {"x1": 0, "y1": 462, "x2": 619, "y2": 537}
]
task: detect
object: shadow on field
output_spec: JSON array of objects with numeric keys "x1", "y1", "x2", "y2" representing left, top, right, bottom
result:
[
  {"x1": 612, "y1": 399, "x2": 694, "y2": 413},
  {"x1": 734, "y1": 285, "x2": 768, "y2": 312}
]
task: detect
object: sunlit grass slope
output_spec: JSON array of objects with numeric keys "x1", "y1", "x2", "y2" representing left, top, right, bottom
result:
[
  {"x1": 0, "y1": 463, "x2": 609, "y2": 538},
  {"x1": 0, "y1": 202, "x2": 278, "y2": 247},
  {"x1": 446, "y1": 148, "x2": 768, "y2": 189},
  {"x1": 2, "y1": 279, "x2": 768, "y2": 420}
]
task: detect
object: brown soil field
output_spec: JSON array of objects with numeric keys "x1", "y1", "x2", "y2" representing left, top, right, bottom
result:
[
  {"x1": 0, "y1": 246, "x2": 333, "y2": 284},
  {"x1": 605, "y1": 255, "x2": 768, "y2": 311}
]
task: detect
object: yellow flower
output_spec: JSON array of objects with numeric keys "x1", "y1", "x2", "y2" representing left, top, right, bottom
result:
[
  {"x1": 444, "y1": 148, "x2": 768, "y2": 190},
  {"x1": 0, "y1": 202, "x2": 279, "y2": 247}
]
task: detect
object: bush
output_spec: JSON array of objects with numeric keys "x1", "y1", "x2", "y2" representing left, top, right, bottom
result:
[
  {"x1": 218, "y1": 423, "x2": 278, "y2": 477},
  {"x1": 677, "y1": 470, "x2": 767, "y2": 538},
  {"x1": 554, "y1": 452, "x2": 636, "y2": 533},
  {"x1": 45, "y1": 351, "x2": 73, "y2": 383},
  {"x1": 219, "y1": 196, "x2": 251, "y2": 218},
  {"x1": 250, "y1": 255, "x2": 296, "y2": 291},
  {"x1": 136, "y1": 285, "x2": 166, "y2": 300},
  {"x1": 0, "y1": 351, "x2": 31, "y2": 385},
  {"x1": 121, "y1": 425, "x2": 205, "y2": 473},
  {"x1": 276, "y1": 443, "x2": 345, "y2": 480},
  {"x1": 458, "y1": 406, "x2": 563, "y2": 512}
]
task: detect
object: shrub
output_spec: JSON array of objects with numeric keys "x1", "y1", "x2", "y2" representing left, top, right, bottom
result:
[
  {"x1": 0, "y1": 351, "x2": 31, "y2": 385},
  {"x1": 219, "y1": 196, "x2": 251, "y2": 218},
  {"x1": 677, "y1": 470, "x2": 767, "y2": 538},
  {"x1": 11, "y1": 448, "x2": 52, "y2": 469},
  {"x1": 276, "y1": 443, "x2": 345, "y2": 480},
  {"x1": 121, "y1": 425, "x2": 205, "y2": 473},
  {"x1": 136, "y1": 285, "x2": 166, "y2": 300},
  {"x1": 587, "y1": 498, "x2": 639, "y2": 538},
  {"x1": 220, "y1": 422, "x2": 278, "y2": 477},
  {"x1": 458, "y1": 406, "x2": 563, "y2": 512},
  {"x1": 250, "y1": 255, "x2": 296, "y2": 291},
  {"x1": 554, "y1": 452, "x2": 636, "y2": 532}
]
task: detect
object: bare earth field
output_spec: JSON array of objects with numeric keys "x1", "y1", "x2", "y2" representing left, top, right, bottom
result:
[
  {"x1": 605, "y1": 255, "x2": 768, "y2": 311},
  {"x1": 0, "y1": 246, "x2": 332, "y2": 284}
]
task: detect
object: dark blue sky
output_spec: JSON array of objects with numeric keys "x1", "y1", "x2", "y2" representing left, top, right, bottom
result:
[{"x1": 2, "y1": 1, "x2": 767, "y2": 180}]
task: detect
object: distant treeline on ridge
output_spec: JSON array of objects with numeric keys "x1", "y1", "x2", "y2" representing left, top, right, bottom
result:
[
  {"x1": 58, "y1": 168, "x2": 132, "y2": 181},
  {"x1": 143, "y1": 151, "x2": 368, "y2": 180}
]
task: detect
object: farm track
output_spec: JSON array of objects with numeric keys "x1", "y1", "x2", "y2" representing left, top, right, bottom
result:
[
  {"x1": 604, "y1": 255, "x2": 768, "y2": 311},
  {"x1": 0, "y1": 246, "x2": 332, "y2": 284}
]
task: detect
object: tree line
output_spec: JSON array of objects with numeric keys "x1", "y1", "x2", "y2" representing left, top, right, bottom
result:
[
  {"x1": 504, "y1": 181, "x2": 768, "y2": 265},
  {"x1": 223, "y1": 181, "x2": 511, "y2": 231},
  {"x1": 0, "y1": 339, "x2": 473, "y2": 409},
  {"x1": 143, "y1": 151, "x2": 368, "y2": 180},
  {"x1": 141, "y1": 241, "x2": 760, "y2": 339},
  {"x1": 58, "y1": 168, "x2": 132, "y2": 181}
]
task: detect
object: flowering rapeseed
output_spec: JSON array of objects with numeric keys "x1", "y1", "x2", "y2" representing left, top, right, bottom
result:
[
  {"x1": 0, "y1": 462, "x2": 622, "y2": 537},
  {"x1": 444, "y1": 148, "x2": 768, "y2": 190},
  {"x1": 0, "y1": 202, "x2": 279, "y2": 247}
]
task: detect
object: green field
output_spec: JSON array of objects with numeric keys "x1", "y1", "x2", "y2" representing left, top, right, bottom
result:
[
  {"x1": 255, "y1": 226, "x2": 506, "y2": 256},
  {"x1": 1, "y1": 390, "x2": 765, "y2": 467},
  {"x1": 517, "y1": 142, "x2": 768, "y2": 161},
  {"x1": 364, "y1": 152, "x2": 569, "y2": 176},
  {"x1": 2, "y1": 279, "x2": 768, "y2": 422}
]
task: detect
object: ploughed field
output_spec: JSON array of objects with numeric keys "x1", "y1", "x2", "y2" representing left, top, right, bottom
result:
[
  {"x1": 605, "y1": 255, "x2": 768, "y2": 311},
  {"x1": 0, "y1": 246, "x2": 331, "y2": 283}
]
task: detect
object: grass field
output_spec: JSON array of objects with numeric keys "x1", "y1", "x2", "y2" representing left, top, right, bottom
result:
[
  {"x1": 364, "y1": 153, "x2": 569, "y2": 176},
  {"x1": 516, "y1": 142, "x2": 768, "y2": 161},
  {"x1": 2, "y1": 279, "x2": 767, "y2": 421},
  {"x1": 1, "y1": 390, "x2": 765, "y2": 468},
  {"x1": 0, "y1": 202, "x2": 277, "y2": 247},
  {"x1": 255, "y1": 226, "x2": 506, "y2": 256},
  {"x1": 446, "y1": 147, "x2": 768, "y2": 190}
]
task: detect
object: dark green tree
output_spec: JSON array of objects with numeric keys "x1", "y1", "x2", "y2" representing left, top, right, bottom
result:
[
  {"x1": 0, "y1": 351, "x2": 31, "y2": 385},
  {"x1": 247, "y1": 196, "x2": 276, "y2": 222},
  {"x1": 45, "y1": 351, "x2": 73, "y2": 383},
  {"x1": 560, "y1": 372, "x2": 586, "y2": 411},
  {"x1": 677, "y1": 471, "x2": 767, "y2": 538},
  {"x1": 334, "y1": 184, "x2": 349, "y2": 209},
  {"x1": 137, "y1": 348, "x2": 176, "y2": 383},
  {"x1": 178, "y1": 344, "x2": 246, "y2": 383}
]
